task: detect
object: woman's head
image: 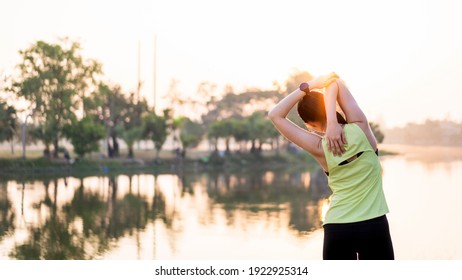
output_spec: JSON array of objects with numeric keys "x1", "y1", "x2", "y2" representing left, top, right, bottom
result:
[{"x1": 297, "y1": 90, "x2": 346, "y2": 132}]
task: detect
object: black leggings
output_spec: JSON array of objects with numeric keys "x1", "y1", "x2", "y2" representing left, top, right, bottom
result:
[{"x1": 323, "y1": 215, "x2": 394, "y2": 260}]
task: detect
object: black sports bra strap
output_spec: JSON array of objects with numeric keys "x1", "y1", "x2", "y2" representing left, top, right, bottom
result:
[{"x1": 325, "y1": 149, "x2": 379, "y2": 176}]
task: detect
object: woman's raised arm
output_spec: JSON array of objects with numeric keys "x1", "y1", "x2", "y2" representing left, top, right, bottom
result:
[
  {"x1": 327, "y1": 78, "x2": 378, "y2": 151},
  {"x1": 324, "y1": 80, "x2": 346, "y2": 156},
  {"x1": 268, "y1": 74, "x2": 336, "y2": 158},
  {"x1": 268, "y1": 87, "x2": 324, "y2": 157}
]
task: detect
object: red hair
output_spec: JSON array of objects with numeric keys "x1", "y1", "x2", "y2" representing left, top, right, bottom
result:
[{"x1": 297, "y1": 90, "x2": 347, "y2": 126}]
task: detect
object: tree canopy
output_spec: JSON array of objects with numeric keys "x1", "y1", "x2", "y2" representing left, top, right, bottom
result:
[
  {"x1": 7, "y1": 39, "x2": 102, "y2": 157},
  {"x1": 0, "y1": 101, "x2": 16, "y2": 144},
  {"x1": 2, "y1": 40, "x2": 390, "y2": 160}
]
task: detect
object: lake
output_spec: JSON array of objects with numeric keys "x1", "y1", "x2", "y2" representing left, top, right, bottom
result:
[{"x1": 1, "y1": 144, "x2": 461, "y2": 259}]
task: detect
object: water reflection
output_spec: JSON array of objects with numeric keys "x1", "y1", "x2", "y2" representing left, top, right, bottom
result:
[
  {"x1": 3, "y1": 146, "x2": 462, "y2": 259},
  {"x1": 0, "y1": 182, "x2": 15, "y2": 243},
  {"x1": 0, "y1": 167, "x2": 331, "y2": 260}
]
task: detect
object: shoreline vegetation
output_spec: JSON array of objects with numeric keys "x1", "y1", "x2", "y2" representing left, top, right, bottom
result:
[
  {"x1": 0, "y1": 150, "x2": 316, "y2": 176},
  {"x1": 0, "y1": 147, "x2": 399, "y2": 179},
  {"x1": 1, "y1": 39, "x2": 395, "y2": 176}
]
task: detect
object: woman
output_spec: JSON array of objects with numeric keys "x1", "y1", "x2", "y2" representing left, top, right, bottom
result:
[{"x1": 268, "y1": 73, "x2": 394, "y2": 260}]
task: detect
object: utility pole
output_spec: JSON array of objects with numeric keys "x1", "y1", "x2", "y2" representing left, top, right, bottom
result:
[
  {"x1": 137, "y1": 39, "x2": 141, "y2": 103},
  {"x1": 136, "y1": 39, "x2": 142, "y2": 151},
  {"x1": 153, "y1": 34, "x2": 157, "y2": 112},
  {"x1": 21, "y1": 114, "x2": 32, "y2": 159}
]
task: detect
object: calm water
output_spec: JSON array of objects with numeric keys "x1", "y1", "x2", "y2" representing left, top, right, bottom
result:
[{"x1": 1, "y1": 145, "x2": 461, "y2": 260}]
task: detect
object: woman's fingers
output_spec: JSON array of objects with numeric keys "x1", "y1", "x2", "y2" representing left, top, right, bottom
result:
[
  {"x1": 341, "y1": 129, "x2": 347, "y2": 145},
  {"x1": 332, "y1": 141, "x2": 340, "y2": 156},
  {"x1": 329, "y1": 138, "x2": 345, "y2": 156},
  {"x1": 327, "y1": 139, "x2": 332, "y2": 152},
  {"x1": 339, "y1": 141, "x2": 346, "y2": 154},
  {"x1": 326, "y1": 120, "x2": 346, "y2": 156},
  {"x1": 328, "y1": 139, "x2": 336, "y2": 155}
]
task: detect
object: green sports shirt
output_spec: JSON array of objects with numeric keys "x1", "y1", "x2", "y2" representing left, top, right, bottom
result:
[{"x1": 321, "y1": 123, "x2": 389, "y2": 225}]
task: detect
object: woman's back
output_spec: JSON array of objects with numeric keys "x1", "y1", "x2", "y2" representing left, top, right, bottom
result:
[
  {"x1": 268, "y1": 74, "x2": 394, "y2": 259},
  {"x1": 321, "y1": 123, "x2": 389, "y2": 225}
]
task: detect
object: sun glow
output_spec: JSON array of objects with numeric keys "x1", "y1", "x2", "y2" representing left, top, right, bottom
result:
[
  {"x1": 2, "y1": 0, "x2": 462, "y2": 127},
  {"x1": 320, "y1": 198, "x2": 330, "y2": 223}
]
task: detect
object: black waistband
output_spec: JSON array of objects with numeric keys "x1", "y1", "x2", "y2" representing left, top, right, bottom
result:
[{"x1": 323, "y1": 215, "x2": 388, "y2": 229}]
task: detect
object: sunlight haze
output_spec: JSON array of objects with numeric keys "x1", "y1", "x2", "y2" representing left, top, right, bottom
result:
[{"x1": 2, "y1": 0, "x2": 462, "y2": 127}]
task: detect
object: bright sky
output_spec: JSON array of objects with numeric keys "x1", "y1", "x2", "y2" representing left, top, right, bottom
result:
[{"x1": 1, "y1": 0, "x2": 462, "y2": 128}]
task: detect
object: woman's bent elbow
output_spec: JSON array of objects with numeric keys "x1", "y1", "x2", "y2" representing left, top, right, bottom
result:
[{"x1": 267, "y1": 109, "x2": 277, "y2": 120}]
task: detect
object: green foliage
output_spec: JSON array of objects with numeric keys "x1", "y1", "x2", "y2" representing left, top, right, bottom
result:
[
  {"x1": 89, "y1": 83, "x2": 149, "y2": 158},
  {"x1": 207, "y1": 119, "x2": 235, "y2": 151},
  {"x1": 117, "y1": 126, "x2": 143, "y2": 158},
  {"x1": 2, "y1": 39, "x2": 323, "y2": 160},
  {"x1": 243, "y1": 111, "x2": 279, "y2": 153},
  {"x1": 91, "y1": 83, "x2": 129, "y2": 157},
  {"x1": 6, "y1": 38, "x2": 102, "y2": 157},
  {"x1": 231, "y1": 118, "x2": 249, "y2": 144},
  {"x1": 0, "y1": 101, "x2": 17, "y2": 143},
  {"x1": 143, "y1": 110, "x2": 170, "y2": 159},
  {"x1": 369, "y1": 122, "x2": 385, "y2": 144},
  {"x1": 254, "y1": 112, "x2": 279, "y2": 146},
  {"x1": 179, "y1": 118, "x2": 205, "y2": 152},
  {"x1": 207, "y1": 111, "x2": 280, "y2": 154},
  {"x1": 201, "y1": 90, "x2": 280, "y2": 123},
  {"x1": 122, "y1": 95, "x2": 149, "y2": 130},
  {"x1": 29, "y1": 123, "x2": 55, "y2": 155},
  {"x1": 63, "y1": 116, "x2": 105, "y2": 158},
  {"x1": 117, "y1": 95, "x2": 148, "y2": 158}
]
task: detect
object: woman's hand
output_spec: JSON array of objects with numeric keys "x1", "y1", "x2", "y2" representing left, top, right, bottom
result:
[
  {"x1": 325, "y1": 122, "x2": 347, "y2": 156},
  {"x1": 308, "y1": 72, "x2": 339, "y2": 89},
  {"x1": 324, "y1": 78, "x2": 346, "y2": 156}
]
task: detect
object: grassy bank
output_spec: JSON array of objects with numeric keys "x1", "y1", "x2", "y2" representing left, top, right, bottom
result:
[
  {"x1": 0, "y1": 149, "x2": 319, "y2": 179},
  {"x1": 0, "y1": 146, "x2": 400, "y2": 179}
]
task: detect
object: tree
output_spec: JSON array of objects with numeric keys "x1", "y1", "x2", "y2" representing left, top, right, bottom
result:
[
  {"x1": 90, "y1": 84, "x2": 149, "y2": 159},
  {"x1": 7, "y1": 39, "x2": 102, "y2": 157},
  {"x1": 117, "y1": 126, "x2": 143, "y2": 158},
  {"x1": 370, "y1": 122, "x2": 385, "y2": 144},
  {"x1": 117, "y1": 94, "x2": 148, "y2": 158},
  {"x1": 63, "y1": 116, "x2": 105, "y2": 158},
  {"x1": 207, "y1": 121, "x2": 221, "y2": 152},
  {"x1": 247, "y1": 111, "x2": 263, "y2": 153},
  {"x1": 232, "y1": 118, "x2": 250, "y2": 152},
  {"x1": 0, "y1": 101, "x2": 17, "y2": 148},
  {"x1": 253, "y1": 111, "x2": 278, "y2": 153},
  {"x1": 207, "y1": 119, "x2": 235, "y2": 154},
  {"x1": 143, "y1": 110, "x2": 170, "y2": 160},
  {"x1": 179, "y1": 118, "x2": 205, "y2": 158},
  {"x1": 170, "y1": 116, "x2": 185, "y2": 151},
  {"x1": 29, "y1": 124, "x2": 54, "y2": 158},
  {"x1": 91, "y1": 83, "x2": 130, "y2": 158},
  {"x1": 240, "y1": 111, "x2": 277, "y2": 154},
  {"x1": 201, "y1": 90, "x2": 280, "y2": 122}
]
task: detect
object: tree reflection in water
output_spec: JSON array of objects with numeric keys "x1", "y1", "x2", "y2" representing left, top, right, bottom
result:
[
  {"x1": 0, "y1": 181, "x2": 15, "y2": 243},
  {"x1": 2, "y1": 167, "x2": 331, "y2": 259},
  {"x1": 9, "y1": 178, "x2": 87, "y2": 259},
  {"x1": 205, "y1": 168, "x2": 331, "y2": 234}
]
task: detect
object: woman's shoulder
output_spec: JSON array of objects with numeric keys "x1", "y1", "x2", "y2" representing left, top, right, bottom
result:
[
  {"x1": 345, "y1": 122, "x2": 378, "y2": 151},
  {"x1": 345, "y1": 122, "x2": 367, "y2": 135},
  {"x1": 343, "y1": 122, "x2": 363, "y2": 136}
]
